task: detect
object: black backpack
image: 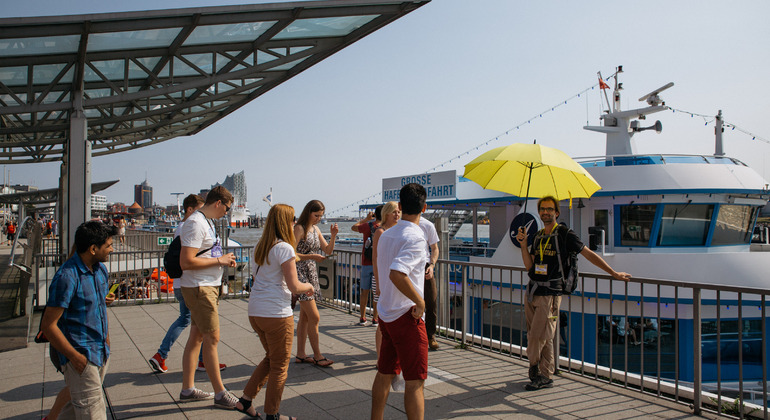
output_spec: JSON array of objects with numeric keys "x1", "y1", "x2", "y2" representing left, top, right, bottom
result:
[
  {"x1": 163, "y1": 237, "x2": 213, "y2": 279},
  {"x1": 531, "y1": 223, "x2": 579, "y2": 295},
  {"x1": 363, "y1": 221, "x2": 376, "y2": 260}
]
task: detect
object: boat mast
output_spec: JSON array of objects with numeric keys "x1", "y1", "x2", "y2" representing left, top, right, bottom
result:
[
  {"x1": 584, "y1": 66, "x2": 671, "y2": 157},
  {"x1": 715, "y1": 110, "x2": 724, "y2": 156}
]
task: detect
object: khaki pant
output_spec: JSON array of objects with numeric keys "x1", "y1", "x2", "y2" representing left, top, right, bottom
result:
[
  {"x1": 525, "y1": 295, "x2": 561, "y2": 379},
  {"x1": 60, "y1": 358, "x2": 110, "y2": 420},
  {"x1": 242, "y1": 316, "x2": 294, "y2": 415}
]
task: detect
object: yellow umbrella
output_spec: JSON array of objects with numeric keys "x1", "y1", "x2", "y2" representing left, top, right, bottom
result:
[{"x1": 463, "y1": 142, "x2": 601, "y2": 211}]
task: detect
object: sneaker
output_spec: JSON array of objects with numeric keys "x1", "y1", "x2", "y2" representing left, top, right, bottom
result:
[
  {"x1": 428, "y1": 337, "x2": 440, "y2": 351},
  {"x1": 372, "y1": 319, "x2": 379, "y2": 326},
  {"x1": 357, "y1": 318, "x2": 370, "y2": 326},
  {"x1": 214, "y1": 390, "x2": 238, "y2": 409},
  {"x1": 179, "y1": 387, "x2": 214, "y2": 402},
  {"x1": 525, "y1": 375, "x2": 554, "y2": 391},
  {"x1": 391, "y1": 372, "x2": 406, "y2": 392},
  {"x1": 197, "y1": 361, "x2": 227, "y2": 372},
  {"x1": 528, "y1": 365, "x2": 538, "y2": 382},
  {"x1": 149, "y1": 353, "x2": 168, "y2": 373}
]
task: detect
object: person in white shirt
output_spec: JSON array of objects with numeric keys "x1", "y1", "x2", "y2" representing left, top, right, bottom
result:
[
  {"x1": 234, "y1": 204, "x2": 313, "y2": 420},
  {"x1": 150, "y1": 194, "x2": 226, "y2": 374},
  {"x1": 178, "y1": 186, "x2": 238, "y2": 409},
  {"x1": 371, "y1": 183, "x2": 429, "y2": 420}
]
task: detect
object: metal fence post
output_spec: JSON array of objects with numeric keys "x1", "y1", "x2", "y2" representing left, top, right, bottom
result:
[
  {"x1": 462, "y1": 264, "x2": 468, "y2": 346},
  {"x1": 692, "y1": 287, "x2": 702, "y2": 415}
]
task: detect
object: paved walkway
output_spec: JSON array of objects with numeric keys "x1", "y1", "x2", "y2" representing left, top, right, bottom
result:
[{"x1": 1, "y1": 298, "x2": 715, "y2": 419}]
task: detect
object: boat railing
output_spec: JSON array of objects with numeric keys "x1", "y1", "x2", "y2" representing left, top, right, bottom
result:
[
  {"x1": 576, "y1": 153, "x2": 746, "y2": 168},
  {"x1": 326, "y1": 249, "x2": 767, "y2": 419}
]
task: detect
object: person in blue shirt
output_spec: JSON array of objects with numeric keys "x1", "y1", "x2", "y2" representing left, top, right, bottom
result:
[{"x1": 41, "y1": 221, "x2": 118, "y2": 420}]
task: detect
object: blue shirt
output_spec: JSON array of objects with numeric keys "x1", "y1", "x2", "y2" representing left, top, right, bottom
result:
[{"x1": 46, "y1": 253, "x2": 110, "y2": 367}]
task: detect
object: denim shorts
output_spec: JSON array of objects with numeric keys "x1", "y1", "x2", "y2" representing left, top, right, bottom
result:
[{"x1": 360, "y1": 265, "x2": 374, "y2": 290}]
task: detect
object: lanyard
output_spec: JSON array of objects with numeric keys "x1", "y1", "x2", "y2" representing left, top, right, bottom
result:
[{"x1": 537, "y1": 225, "x2": 557, "y2": 262}]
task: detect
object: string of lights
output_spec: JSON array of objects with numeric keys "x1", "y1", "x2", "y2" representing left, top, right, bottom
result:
[
  {"x1": 669, "y1": 107, "x2": 769, "y2": 145},
  {"x1": 327, "y1": 82, "x2": 604, "y2": 216}
]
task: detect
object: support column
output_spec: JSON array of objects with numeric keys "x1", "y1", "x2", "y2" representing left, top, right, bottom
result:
[{"x1": 61, "y1": 93, "x2": 90, "y2": 252}]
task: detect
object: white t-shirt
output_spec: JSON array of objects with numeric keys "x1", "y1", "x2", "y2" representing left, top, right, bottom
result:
[
  {"x1": 179, "y1": 211, "x2": 223, "y2": 288},
  {"x1": 376, "y1": 219, "x2": 427, "y2": 322},
  {"x1": 419, "y1": 216, "x2": 439, "y2": 253},
  {"x1": 248, "y1": 241, "x2": 296, "y2": 318}
]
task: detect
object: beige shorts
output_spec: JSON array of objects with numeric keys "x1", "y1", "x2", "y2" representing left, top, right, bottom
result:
[{"x1": 181, "y1": 286, "x2": 220, "y2": 333}]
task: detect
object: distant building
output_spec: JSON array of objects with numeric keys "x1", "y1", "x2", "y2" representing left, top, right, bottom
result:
[
  {"x1": 134, "y1": 180, "x2": 153, "y2": 209},
  {"x1": 210, "y1": 171, "x2": 247, "y2": 209},
  {"x1": 91, "y1": 194, "x2": 107, "y2": 211}
]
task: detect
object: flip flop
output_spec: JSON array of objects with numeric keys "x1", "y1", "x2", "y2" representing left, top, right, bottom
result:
[
  {"x1": 313, "y1": 357, "x2": 334, "y2": 368},
  {"x1": 294, "y1": 355, "x2": 314, "y2": 364}
]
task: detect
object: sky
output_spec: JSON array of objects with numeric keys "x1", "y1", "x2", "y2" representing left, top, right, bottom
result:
[{"x1": 3, "y1": 0, "x2": 770, "y2": 217}]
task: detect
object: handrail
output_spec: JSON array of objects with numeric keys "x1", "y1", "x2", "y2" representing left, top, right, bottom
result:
[
  {"x1": 8, "y1": 215, "x2": 32, "y2": 268},
  {"x1": 327, "y1": 248, "x2": 769, "y2": 418}
]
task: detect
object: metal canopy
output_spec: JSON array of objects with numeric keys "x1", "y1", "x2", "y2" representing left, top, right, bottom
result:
[
  {"x1": 0, "y1": 180, "x2": 119, "y2": 205},
  {"x1": 0, "y1": 0, "x2": 429, "y2": 163}
]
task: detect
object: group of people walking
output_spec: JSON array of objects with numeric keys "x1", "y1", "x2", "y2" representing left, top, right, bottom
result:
[{"x1": 41, "y1": 181, "x2": 632, "y2": 419}]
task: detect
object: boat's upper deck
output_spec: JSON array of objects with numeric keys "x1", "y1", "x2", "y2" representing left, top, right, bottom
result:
[{"x1": 578, "y1": 154, "x2": 747, "y2": 168}]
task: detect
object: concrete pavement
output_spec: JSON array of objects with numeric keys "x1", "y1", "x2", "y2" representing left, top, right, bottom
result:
[{"x1": 1, "y1": 298, "x2": 714, "y2": 419}]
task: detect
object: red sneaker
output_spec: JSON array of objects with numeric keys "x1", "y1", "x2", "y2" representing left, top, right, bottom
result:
[
  {"x1": 197, "y1": 361, "x2": 227, "y2": 372},
  {"x1": 149, "y1": 353, "x2": 168, "y2": 373}
]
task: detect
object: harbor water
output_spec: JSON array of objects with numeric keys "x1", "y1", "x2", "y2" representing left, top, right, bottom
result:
[{"x1": 229, "y1": 221, "x2": 489, "y2": 248}]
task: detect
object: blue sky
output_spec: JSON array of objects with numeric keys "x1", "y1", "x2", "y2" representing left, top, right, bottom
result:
[{"x1": 3, "y1": 0, "x2": 770, "y2": 217}]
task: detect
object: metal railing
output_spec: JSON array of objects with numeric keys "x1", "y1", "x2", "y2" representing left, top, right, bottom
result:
[
  {"x1": 325, "y1": 248, "x2": 768, "y2": 420},
  {"x1": 32, "y1": 244, "x2": 769, "y2": 419},
  {"x1": 33, "y1": 244, "x2": 254, "y2": 308}
]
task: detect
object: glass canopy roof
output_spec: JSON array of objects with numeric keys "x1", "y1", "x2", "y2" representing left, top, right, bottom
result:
[{"x1": 0, "y1": 0, "x2": 429, "y2": 163}]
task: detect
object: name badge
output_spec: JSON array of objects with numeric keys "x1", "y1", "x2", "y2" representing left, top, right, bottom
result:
[
  {"x1": 210, "y1": 239, "x2": 223, "y2": 258},
  {"x1": 535, "y1": 264, "x2": 548, "y2": 275}
]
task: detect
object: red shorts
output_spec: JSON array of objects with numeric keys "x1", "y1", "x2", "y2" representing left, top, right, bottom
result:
[{"x1": 377, "y1": 310, "x2": 428, "y2": 381}]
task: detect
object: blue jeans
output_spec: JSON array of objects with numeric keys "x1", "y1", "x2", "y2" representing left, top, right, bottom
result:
[{"x1": 157, "y1": 288, "x2": 201, "y2": 361}]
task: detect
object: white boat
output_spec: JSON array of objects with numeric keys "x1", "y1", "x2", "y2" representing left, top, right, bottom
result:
[{"x1": 410, "y1": 68, "x2": 769, "y2": 395}]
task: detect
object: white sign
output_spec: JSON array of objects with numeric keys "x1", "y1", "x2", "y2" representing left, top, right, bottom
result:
[{"x1": 382, "y1": 170, "x2": 456, "y2": 202}]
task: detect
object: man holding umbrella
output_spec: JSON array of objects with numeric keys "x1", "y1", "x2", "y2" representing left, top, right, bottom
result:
[{"x1": 516, "y1": 196, "x2": 630, "y2": 391}]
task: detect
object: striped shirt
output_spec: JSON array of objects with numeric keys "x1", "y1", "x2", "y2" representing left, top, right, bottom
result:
[{"x1": 46, "y1": 254, "x2": 110, "y2": 367}]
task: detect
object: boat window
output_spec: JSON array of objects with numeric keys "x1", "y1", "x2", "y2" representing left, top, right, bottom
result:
[
  {"x1": 711, "y1": 205, "x2": 757, "y2": 245},
  {"x1": 619, "y1": 205, "x2": 656, "y2": 246},
  {"x1": 702, "y1": 319, "x2": 763, "y2": 364},
  {"x1": 657, "y1": 204, "x2": 713, "y2": 246}
]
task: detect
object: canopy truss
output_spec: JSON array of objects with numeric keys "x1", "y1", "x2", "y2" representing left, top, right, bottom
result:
[{"x1": 0, "y1": 0, "x2": 429, "y2": 163}]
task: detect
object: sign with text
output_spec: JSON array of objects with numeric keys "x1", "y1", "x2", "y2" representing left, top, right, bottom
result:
[{"x1": 382, "y1": 170, "x2": 456, "y2": 202}]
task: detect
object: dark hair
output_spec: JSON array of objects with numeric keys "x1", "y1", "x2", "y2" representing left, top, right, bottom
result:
[
  {"x1": 205, "y1": 185, "x2": 233, "y2": 206},
  {"x1": 537, "y1": 196, "x2": 560, "y2": 216},
  {"x1": 182, "y1": 194, "x2": 204, "y2": 214},
  {"x1": 296, "y1": 200, "x2": 325, "y2": 240},
  {"x1": 75, "y1": 221, "x2": 118, "y2": 254},
  {"x1": 374, "y1": 204, "x2": 384, "y2": 221},
  {"x1": 400, "y1": 183, "x2": 427, "y2": 215}
]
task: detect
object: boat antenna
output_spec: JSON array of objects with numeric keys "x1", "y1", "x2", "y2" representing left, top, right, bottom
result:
[{"x1": 597, "y1": 71, "x2": 611, "y2": 113}]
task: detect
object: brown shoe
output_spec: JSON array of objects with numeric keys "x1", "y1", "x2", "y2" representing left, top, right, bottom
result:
[{"x1": 429, "y1": 337, "x2": 439, "y2": 350}]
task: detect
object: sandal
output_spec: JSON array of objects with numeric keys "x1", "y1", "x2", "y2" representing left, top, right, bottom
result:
[
  {"x1": 236, "y1": 397, "x2": 261, "y2": 418},
  {"x1": 294, "y1": 355, "x2": 314, "y2": 364},
  {"x1": 313, "y1": 357, "x2": 334, "y2": 368}
]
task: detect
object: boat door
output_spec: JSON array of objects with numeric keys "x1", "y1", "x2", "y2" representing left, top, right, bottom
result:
[{"x1": 591, "y1": 207, "x2": 613, "y2": 254}]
